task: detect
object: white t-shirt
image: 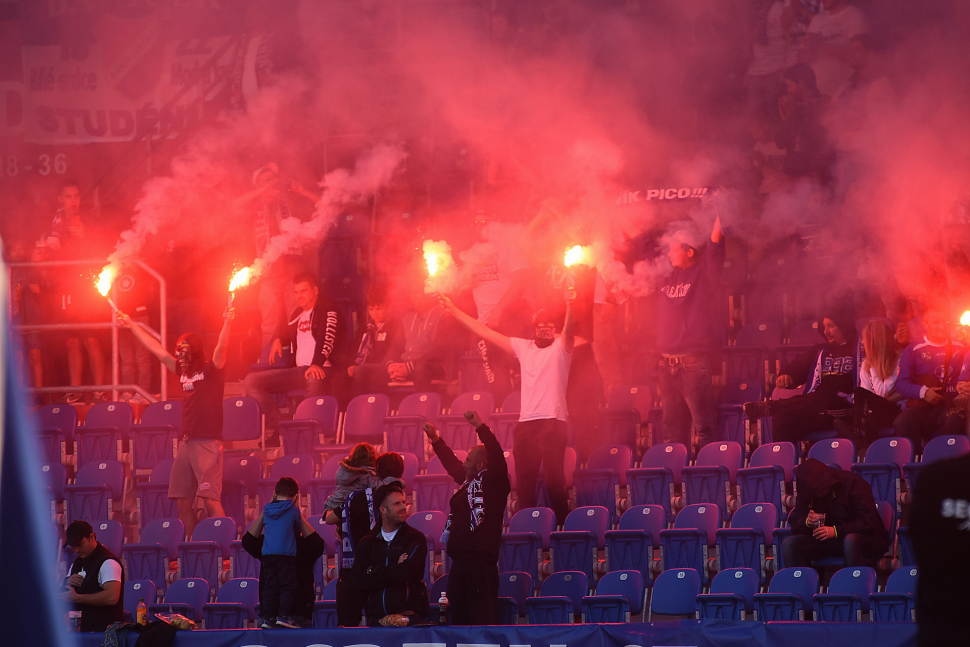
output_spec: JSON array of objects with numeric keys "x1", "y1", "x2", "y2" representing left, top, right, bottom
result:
[
  {"x1": 468, "y1": 239, "x2": 529, "y2": 324},
  {"x1": 77, "y1": 559, "x2": 123, "y2": 587},
  {"x1": 806, "y1": 5, "x2": 869, "y2": 96},
  {"x1": 295, "y1": 309, "x2": 315, "y2": 367},
  {"x1": 748, "y1": 1, "x2": 790, "y2": 77},
  {"x1": 510, "y1": 337, "x2": 572, "y2": 422}
]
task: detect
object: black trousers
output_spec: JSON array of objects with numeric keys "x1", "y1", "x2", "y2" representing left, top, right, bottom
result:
[
  {"x1": 447, "y1": 555, "x2": 499, "y2": 625},
  {"x1": 568, "y1": 343, "x2": 605, "y2": 463},
  {"x1": 261, "y1": 554, "x2": 297, "y2": 619},
  {"x1": 783, "y1": 532, "x2": 888, "y2": 569},
  {"x1": 770, "y1": 389, "x2": 853, "y2": 443},
  {"x1": 853, "y1": 387, "x2": 903, "y2": 447},
  {"x1": 514, "y1": 418, "x2": 569, "y2": 526},
  {"x1": 335, "y1": 565, "x2": 367, "y2": 627}
]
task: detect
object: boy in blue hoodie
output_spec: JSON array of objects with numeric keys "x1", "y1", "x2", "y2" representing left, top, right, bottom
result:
[{"x1": 258, "y1": 477, "x2": 303, "y2": 628}]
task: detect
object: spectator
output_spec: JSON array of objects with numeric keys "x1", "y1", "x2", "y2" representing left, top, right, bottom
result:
[
  {"x1": 776, "y1": 64, "x2": 831, "y2": 179},
  {"x1": 242, "y1": 504, "x2": 326, "y2": 628},
  {"x1": 745, "y1": 309, "x2": 856, "y2": 443},
  {"x1": 243, "y1": 272, "x2": 346, "y2": 445},
  {"x1": 440, "y1": 289, "x2": 575, "y2": 526},
  {"x1": 330, "y1": 452, "x2": 406, "y2": 628},
  {"x1": 657, "y1": 216, "x2": 724, "y2": 453},
  {"x1": 7, "y1": 239, "x2": 46, "y2": 390},
  {"x1": 253, "y1": 477, "x2": 304, "y2": 628},
  {"x1": 799, "y1": 0, "x2": 869, "y2": 97},
  {"x1": 786, "y1": 0, "x2": 821, "y2": 65},
  {"x1": 61, "y1": 520, "x2": 124, "y2": 633},
  {"x1": 114, "y1": 262, "x2": 153, "y2": 403},
  {"x1": 347, "y1": 285, "x2": 404, "y2": 389},
  {"x1": 118, "y1": 306, "x2": 233, "y2": 539},
  {"x1": 909, "y1": 450, "x2": 970, "y2": 647},
  {"x1": 322, "y1": 442, "x2": 381, "y2": 520},
  {"x1": 423, "y1": 411, "x2": 510, "y2": 624},
  {"x1": 841, "y1": 320, "x2": 903, "y2": 448},
  {"x1": 231, "y1": 162, "x2": 320, "y2": 348},
  {"x1": 745, "y1": 0, "x2": 791, "y2": 120},
  {"x1": 352, "y1": 483, "x2": 430, "y2": 626},
  {"x1": 783, "y1": 458, "x2": 889, "y2": 569},
  {"x1": 750, "y1": 116, "x2": 788, "y2": 194},
  {"x1": 893, "y1": 304, "x2": 966, "y2": 445}
]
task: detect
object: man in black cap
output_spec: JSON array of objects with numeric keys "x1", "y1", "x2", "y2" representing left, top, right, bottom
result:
[
  {"x1": 745, "y1": 311, "x2": 857, "y2": 443},
  {"x1": 782, "y1": 458, "x2": 889, "y2": 569},
  {"x1": 62, "y1": 521, "x2": 125, "y2": 632},
  {"x1": 119, "y1": 306, "x2": 234, "y2": 538}
]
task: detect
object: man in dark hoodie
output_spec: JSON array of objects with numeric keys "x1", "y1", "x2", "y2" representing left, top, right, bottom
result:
[
  {"x1": 423, "y1": 411, "x2": 510, "y2": 624},
  {"x1": 783, "y1": 458, "x2": 889, "y2": 569},
  {"x1": 244, "y1": 272, "x2": 347, "y2": 444},
  {"x1": 353, "y1": 482, "x2": 430, "y2": 626},
  {"x1": 745, "y1": 310, "x2": 857, "y2": 443}
]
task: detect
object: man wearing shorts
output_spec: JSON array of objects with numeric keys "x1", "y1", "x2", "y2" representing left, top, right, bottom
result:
[{"x1": 119, "y1": 306, "x2": 233, "y2": 538}]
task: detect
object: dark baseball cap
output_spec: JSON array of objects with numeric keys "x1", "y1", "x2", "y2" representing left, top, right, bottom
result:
[{"x1": 64, "y1": 520, "x2": 94, "y2": 548}]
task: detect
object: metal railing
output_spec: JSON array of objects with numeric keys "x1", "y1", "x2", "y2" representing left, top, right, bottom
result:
[{"x1": 9, "y1": 258, "x2": 167, "y2": 403}]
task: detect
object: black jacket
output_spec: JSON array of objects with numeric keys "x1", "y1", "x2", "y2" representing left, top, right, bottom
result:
[
  {"x1": 276, "y1": 296, "x2": 347, "y2": 369},
  {"x1": 433, "y1": 423, "x2": 510, "y2": 561},
  {"x1": 790, "y1": 458, "x2": 889, "y2": 548},
  {"x1": 352, "y1": 317, "x2": 405, "y2": 368},
  {"x1": 352, "y1": 521, "x2": 429, "y2": 624},
  {"x1": 910, "y1": 454, "x2": 970, "y2": 647},
  {"x1": 241, "y1": 528, "x2": 326, "y2": 620},
  {"x1": 70, "y1": 542, "x2": 125, "y2": 632}
]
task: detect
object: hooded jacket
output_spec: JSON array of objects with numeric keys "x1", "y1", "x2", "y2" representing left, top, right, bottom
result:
[
  {"x1": 352, "y1": 520, "x2": 430, "y2": 624},
  {"x1": 276, "y1": 295, "x2": 347, "y2": 369},
  {"x1": 241, "y1": 526, "x2": 326, "y2": 620},
  {"x1": 791, "y1": 458, "x2": 889, "y2": 548},
  {"x1": 262, "y1": 498, "x2": 301, "y2": 556},
  {"x1": 780, "y1": 311, "x2": 858, "y2": 395}
]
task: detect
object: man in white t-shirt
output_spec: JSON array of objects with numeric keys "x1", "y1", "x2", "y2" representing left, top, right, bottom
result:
[
  {"x1": 800, "y1": 0, "x2": 869, "y2": 97},
  {"x1": 62, "y1": 520, "x2": 124, "y2": 632},
  {"x1": 441, "y1": 289, "x2": 575, "y2": 526}
]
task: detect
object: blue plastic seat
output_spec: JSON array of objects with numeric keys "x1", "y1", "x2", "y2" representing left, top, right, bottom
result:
[
  {"x1": 400, "y1": 452, "x2": 419, "y2": 497},
  {"x1": 737, "y1": 442, "x2": 796, "y2": 522},
  {"x1": 256, "y1": 454, "x2": 316, "y2": 509},
  {"x1": 903, "y1": 435, "x2": 970, "y2": 492},
  {"x1": 754, "y1": 566, "x2": 819, "y2": 620},
  {"x1": 309, "y1": 516, "x2": 341, "y2": 596},
  {"x1": 870, "y1": 566, "x2": 917, "y2": 622},
  {"x1": 715, "y1": 502, "x2": 777, "y2": 584},
  {"x1": 93, "y1": 520, "x2": 124, "y2": 556},
  {"x1": 626, "y1": 443, "x2": 688, "y2": 523},
  {"x1": 312, "y1": 579, "x2": 340, "y2": 628},
  {"x1": 130, "y1": 401, "x2": 181, "y2": 477},
  {"x1": 497, "y1": 571, "x2": 533, "y2": 624},
  {"x1": 123, "y1": 580, "x2": 157, "y2": 622},
  {"x1": 42, "y1": 462, "x2": 67, "y2": 506},
  {"x1": 229, "y1": 540, "x2": 260, "y2": 580},
  {"x1": 807, "y1": 437, "x2": 856, "y2": 471},
  {"x1": 65, "y1": 459, "x2": 125, "y2": 524},
  {"x1": 718, "y1": 380, "x2": 764, "y2": 446},
  {"x1": 549, "y1": 506, "x2": 610, "y2": 580},
  {"x1": 222, "y1": 454, "x2": 262, "y2": 533},
  {"x1": 574, "y1": 446, "x2": 632, "y2": 522},
  {"x1": 34, "y1": 404, "x2": 77, "y2": 466},
  {"x1": 660, "y1": 503, "x2": 721, "y2": 584},
  {"x1": 813, "y1": 566, "x2": 876, "y2": 621},
  {"x1": 137, "y1": 459, "x2": 177, "y2": 529},
  {"x1": 681, "y1": 442, "x2": 743, "y2": 520},
  {"x1": 437, "y1": 392, "x2": 495, "y2": 451},
  {"x1": 605, "y1": 504, "x2": 664, "y2": 585},
  {"x1": 408, "y1": 510, "x2": 447, "y2": 586},
  {"x1": 122, "y1": 519, "x2": 184, "y2": 596},
  {"x1": 178, "y1": 517, "x2": 235, "y2": 593},
  {"x1": 525, "y1": 571, "x2": 588, "y2": 624},
  {"x1": 489, "y1": 391, "x2": 521, "y2": 451},
  {"x1": 648, "y1": 568, "x2": 701, "y2": 620},
  {"x1": 340, "y1": 393, "x2": 392, "y2": 447},
  {"x1": 279, "y1": 396, "x2": 340, "y2": 460},
  {"x1": 722, "y1": 322, "x2": 781, "y2": 386},
  {"x1": 222, "y1": 397, "x2": 262, "y2": 443},
  {"x1": 851, "y1": 437, "x2": 912, "y2": 512},
  {"x1": 535, "y1": 447, "x2": 577, "y2": 509},
  {"x1": 201, "y1": 578, "x2": 258, "y2": 628},
  {"x1": 384, "y1": 392, "x2": 441, "y2": 464},
  {"x1": 896, "y1": 526, "x2": 915, "y2": 567},
  {"x1": 597, "y1": 409, "x2": 640, "y2": 451},
  {"x1": 413, "y1": 473, "x2": 457, "y2": 513},
  {"x1": 499, "y1": 507, "x2": 556, "y2": 582},
  {"x1": 75, "y1": 402, "x2": 133, "y2": 468},
  {"x1": 306, "y1": 454, "x2": 345, "y2": 516},
  {"x1": 582, "y1": 570, "x2": 644, "y2": 622},
  {"x1": 696, "y1": 567, "x2": 758, "y2": 619},
  {"x1": 148, "y1": 578, "x2": 208, "y2": 622}
]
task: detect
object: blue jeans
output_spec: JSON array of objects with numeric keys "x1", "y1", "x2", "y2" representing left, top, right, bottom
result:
[
  {"x1": 243, "y1": 366, "x2": 328, "y2": 433},
  {"x1": 658, "y1": 356, "x2": 719, "y2": 449}
]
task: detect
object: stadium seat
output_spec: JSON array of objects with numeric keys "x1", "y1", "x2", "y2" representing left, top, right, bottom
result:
[
  {"x1": 813, "y1": 566, "x2": 876, "y2": 621},
  {"x1": 525, "y1": 571, "x2": 588, "y2": 624},
  {"x1": 306, "y1": 454, "x2": 345, "y2": 516},
  {"x1": 497, "y1": 570, "x2": 533, "y2": 624},
  {"x1": 549, "y1": 506, "x2": 610, "y2": 579},
  {"x1": 499, "y1": 507, "x2": 556, "y2": 582},
  {"x1": 413, "y1": 451, "x2": 465, "y2": 513},
  {"x1": 754, "y1": 566, "x2": 819, "y2": 620},
  {"x1": 93, "y1": 520, "x2": 124, "y2": 556},
  {"x1": 409, "y1": 510, "x2": 447, "y2": 585},
  {"x1": 896, "y1": 526, "x2": 915, "y2": 567},
  {"x1": 222, "y1": 397, "x2": 262, "y2": 444},
  {"x1": 178, "y1": 517, "x2": 235, "y2": 593},
  {"x1": 384, "y1": 392, "x2": 441, "y2": 464},
  {"x1": 807, "y1": 437, "x2": 856, "y2": 471},
  {"x1": 75, "y1": 402, "x2": 133, "y2": 468},
  {"x1": 279, "y1": 396, "x2": 340, "y2": 459},
  {"x1": 148, "y1": 578, "x2": 208, "y2": 622},
  {"x1": 309, "y1": 516, "x2": 341, "y2": 596},
  {"x1": 41, "y1": 462, "x2": 67, "y2": 511},
  {"x1": 342, "y1": 393, "x2": 391, "y2": 446},
  {"x1": 681, "y1": 441, "x2": 743, "y2": 520},
  {"x1": 34, "y1": 404, "x2": 77, "y2": 466},
  {"x1": 722, "y1": 321, "x2": 781, "y2": 386},
  {"x1": 870, "y1": 566, "x2": 917, "y2": 622},
  {"x1": 130, "y1": 401, "x2": 181, "y2": 477},
  {"x1": 123, "y1": 580, "x2": 157, "y2": 622},
  {"x1": 229, "y1": 540, "x2": 260, "y2": 580},
  {"x1": 312, "y1": 579, "x2": 339, "y2": 628},
  {"x1": 648, "y1": 568, "x2": 701, "y2": 620},
  {"x1": 222, "y1": 454, "x2": 263, "y2": 533},
  {"x1": 737, "y1": 442, "x2": 796, "y2": 522},
  {"x1": 202, "y1": 577, "x2": 259, "y2": 628},
  {"x1": 123, "y1": 519, "x2": 184, "y2": 596},
  {"x1": 696, "y1": 567, "x2": 758, "y2": 620},
  {"x1": 718, "y1": 380, "x2": 763, "y2": 447},
  {"x1": 489, "y1": 391, "x2": 521, "y2": 451},
  {"x1": 903, "y1": 434, "x2": 970, "y2": 494},
  {"x1": 400, "y1": 452, "x2": 419, "y2": 497},
  {"x1": 627, "y1": 443, "x2": 688, "y2": 522},
  {"x1": 597, "y1": 409, "x2": 640, "y2": 451},
  {"x1": 535, "y1": 447, "x2": 578, "y2": 509},
  {"x1": 137, "y1": 459, "x2": 178, "y2": 528},
  {"x1": 437, "y1": 392, "x2": 495, "y2": 451},
  {"x1": 660, "y1": 503, "x2": 721, "y2": 584},
  {"x1": 715, "y1": 502, "x2": 777, "y2": 584},
  {"x1": 582, "y1": 570, "x2": 644, "y2": 622},
  {"x1": 574, "y1": 445, "x2": 632, "y2": 521},
  {"x1": 257, "y1": 454, "x2": 316, "y2": 509},
  {"x1": 852, "y1": 437, "x2": 912, "y2": 512},
  {"x1": 605, "y1": 505, "x2": 664, "y2": 584},
  {"x1": 65, "y1": 459, "x2": 125, "y2": 525}
]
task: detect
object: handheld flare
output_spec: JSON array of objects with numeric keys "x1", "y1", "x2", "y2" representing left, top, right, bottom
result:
[
  {"x1": 97, "y1": 266, "x2": 119, "y2": 312},
  {"x1": 228, "y1": 267, "x2": 251, "y2": 306}
]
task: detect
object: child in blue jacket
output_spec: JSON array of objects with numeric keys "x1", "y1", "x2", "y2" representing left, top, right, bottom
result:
[{"x1": 258, "y1": 476, "x2": 304, "y2": 628}]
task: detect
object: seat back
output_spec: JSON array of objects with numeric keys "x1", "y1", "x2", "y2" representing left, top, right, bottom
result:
[
  {"x1": 501, "y1": 390, "x2": 522, "y2": 413},
  {"x1": 788, "y1": 320, "x2": 820, "y2": 345},
  {"x1": 748, "y1": 442, "x2": 797, "y2": 481},
  {"x1": 563, "y1": 506, "x2": 610, "y2": 548},
  {"x1": 865, "y1": 437, "x2": 913, "y2": 466},
  {"x1": 93, "y1": 520, "x2": 124, "y2": 556},
  {"x1": 509, "y1": 507, "x2": 557, "y2": 549},
  {"x1": 710, "y1": 567, "x2": 758, "y2": 602},
  {"x1": 344, "y1": 394, "x2": 391, "y2": 443},
  {"x1": 729, "y1": 503, "x2": 777, "y2": 541},
  {"x1": 190, "y1": 517, "x2": 235, "y2": 557},
  {"x1": 735, "y1": 321, "x2": 782, "y2": 348},
  {"x1": 607, "y1": 384, "x2": 655, "y2": 422},
  {"x1": 75, "y1": 426, "x2": 123, "y2": 467},
  {"x1": 223, "y1": 454, "x2": 262, "y2": 496},
  {"x1": 498, "y1": 571, "x2": 533, "y2": 609},
  {"x1": 215, "y1": 578, "x2": 259, "y2": 610},
  {"x1": 650, "y1": 569, "x2": 701, "y2": 617},
  {"x1": 427, "y1": 452, "x2": 466, "y2": 475},
  {"x1": 269, "y1": 454, "x2": 315, "y2": 484},
  {"x1": 540, "y1": 570, "x2": 588, "y2": 614},
  {"x1": 409, "y1": 511, "x2": 447, "y2": 552},
  {"x1": 641, "y1": 443, "x2": 688, "y2": 483},
  {"x1": 141, "y1": 519, "x2": 185, "y2": 560},
  {"x1": 139, "y1": 401, "x2": 182, "y2": 431},
  {"x1": 718, "y1": 380, "x2": 764, "y2": 405},
  {"x1": 449, "y1": 391, "x2": 495, "y2": 421},
  {"x1": 42, "y1": 462, "x2": 67, "y2": 501},
  {"x1": 150, "y1": 459, "x2": 174, "y2": 483},
  {"x1": 586, "y1": 445, "x2": 633, "y2": 475},
  {"x1": 808, "y1": 438, "x2": 856, "y2": 471},
  {"x1": 293, "y1": 396, "x2": 340, "y2": 436},
  {"x1": 85, "y1": 402, "x2": 134, "y2": 434},
  {"x1": 922, "y1": 435, "x2": 970, "y2": 463},
  {"x1": 318, "y1": 453, "x2": 344, "y2": 481},
  {"x1": 222, "y1": 397, "x2": 261, "y2": 441},
  {"x1": 397, "y1": 392, "x2": 442, "y2": 424},
  {"x1": 162, "y1": 578, "x2": 208, "y2": 619},
  {"x1": 886, "y1": 566, "x2": 918, "y2": 594},
  {"x1": 401, "y1": 452, "x2": 419, "y2": 494},
  {"x1": 595, "y1": 570, "x2": 644, "y2": 613},
  {"x1": 875, "y1": 500, "x2": 896, "y2": 542},
  {"x1": 827, "y1": 566, "x2": 877, "y2": 609},
  {"x1": 35, "y1": 404, "x2": 78, "y2": 443},
  {"x1": 618, "y1": 505, "x2": 665, "y2": 542},
  {"x1": 130, "y1": 424, "x2": 177, "y2": 473},
  {"x1": 673, "y1": 504, "x2": 722, "y2": 545},
  {"x1": 125, "y1": 580, "x2": 157, "y2": 618},
  {"x1": 695, "y1": 442, "x2": 743, "y2": 481},
  {"x1": 75, "y1": 460, "x2": 125, "y2": 498}
]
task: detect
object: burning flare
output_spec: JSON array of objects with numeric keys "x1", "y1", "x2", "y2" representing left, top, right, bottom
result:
[
  {"x1": 961, "y1": 311, "x2": 970, "y2": 327},
  {"x1": 229, "y1": 267, "x2": 251, "y2": 292},
  {"x1": 97, "y1": 266, "x2": 114, "y2": 296},
  {"x1": 425, "y1": 251, "x2": 439, "y2": 276},
  {"x1": 422, "y1": 240, "x2": 457, "y2": 294},
  {"x1": 564, "y1": 245, "x2": 591, "y2": 267}
]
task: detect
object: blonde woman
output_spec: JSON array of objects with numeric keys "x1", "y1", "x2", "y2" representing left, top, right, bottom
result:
[{"x1": 848, "y1": 320, "x2": 904, "y2": 447}]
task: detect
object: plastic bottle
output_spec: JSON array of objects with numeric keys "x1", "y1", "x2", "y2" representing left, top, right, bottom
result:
[
  {"x1": 136, "y1": 598, "x2": 147, "y2": 625},
  {"x1": 437, "y1": 592, "x2": 449, "y2": 626},
  {"x1": 68, "y1": 610, "x2": 82, "y2": 632}
]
